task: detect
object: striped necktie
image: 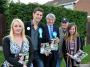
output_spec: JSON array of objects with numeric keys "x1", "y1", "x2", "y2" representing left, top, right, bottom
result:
[{"x1": 49, "y1": 25, "x2": 53, "y2": 39}]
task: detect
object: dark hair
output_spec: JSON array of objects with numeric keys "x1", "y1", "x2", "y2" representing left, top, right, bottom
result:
[{"x1": 33, "y1": 7, "x2": 44, "y2": 14}]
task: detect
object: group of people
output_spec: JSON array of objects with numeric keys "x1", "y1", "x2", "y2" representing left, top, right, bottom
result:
[{"x1": 2, "y1": 7, "x2": 84, "y2": 67}]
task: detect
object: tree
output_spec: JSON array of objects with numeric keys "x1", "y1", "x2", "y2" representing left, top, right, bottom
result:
[{"x1": 0, "y1": 0, "x2": 9, "y2": 14}]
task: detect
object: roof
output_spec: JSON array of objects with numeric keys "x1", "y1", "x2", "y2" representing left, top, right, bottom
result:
[
  {"x1": 45, "y1": 0, "x2": 76, "y2": 5},
  {"x1": 59, "y1": 0, "x2": 76, "y2": 4}
]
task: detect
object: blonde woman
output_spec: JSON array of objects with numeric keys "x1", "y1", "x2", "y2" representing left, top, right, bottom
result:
[
  {"x1": 62, "y1": 23, "x2": 83, "y2": 67},
  {"x1": 2, "y1": 18, "x2": 33, "y2": 67}
]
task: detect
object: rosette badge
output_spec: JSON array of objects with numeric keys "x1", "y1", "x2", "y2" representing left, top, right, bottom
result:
[
  {"x1": 27, "y1": 27, "x2": 30, "y2": 30},
  {"x1": 53, "y1": 31, "x2": 57, "y2": 38},
  {"x1": 38, "y1": 28, "x2": 43, "y2": 38}
]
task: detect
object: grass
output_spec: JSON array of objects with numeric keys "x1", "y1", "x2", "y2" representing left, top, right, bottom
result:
[
  {"x1": 61, "y1": 45, "x2": 90, "y2": 67},
  {"x1": 0, "y1": 45, "x2": 90, "y2": 67},
  {"x1": 0, "y1": 51, "x2": 4, "y2": 66},
  {"x1": 81, "y1": 45, "x2": 90, "y2": 64}
]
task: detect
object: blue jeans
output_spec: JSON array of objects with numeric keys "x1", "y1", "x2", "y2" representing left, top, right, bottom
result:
[
  {"x1": 56, "y1": 56, "x2": 62, "y2": 67},
  {"x1": 33, "y1": 51, "x2": 44, "y2": 67},
  {"x1": 66, "y1": 62, "x2": 70, "y2": 67},
  {"x1": 53, "y1": 51, "x2": 62, "y2": 67},
  {"x1": 30, "y1": 63, "x2": 33, "y2": 67}
]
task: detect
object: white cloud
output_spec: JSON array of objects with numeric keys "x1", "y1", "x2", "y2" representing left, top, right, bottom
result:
[{"x1": 13, "y1": 0, "x2": 53, "y2": 4}]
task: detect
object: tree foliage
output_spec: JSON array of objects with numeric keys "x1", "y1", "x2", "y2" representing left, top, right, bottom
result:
[
  {"x1": 6, "y1": 3, "x2": 87, "y2": 38},
  {"x1": 0, "y1": 0, "x2": 9, "y2": 14}
]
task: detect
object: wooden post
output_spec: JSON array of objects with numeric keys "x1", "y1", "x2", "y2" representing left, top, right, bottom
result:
[
  {"x1": 0, "y1": 14, "x2": 6, "y2": 46},
  {"x1": 87, "y1": 17, "x2": 90, "y2": 44}
]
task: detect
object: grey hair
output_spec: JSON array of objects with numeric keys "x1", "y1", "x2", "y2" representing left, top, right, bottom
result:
[{"x1": 46, "y1": 13, "x2": 56, "y2": 20}]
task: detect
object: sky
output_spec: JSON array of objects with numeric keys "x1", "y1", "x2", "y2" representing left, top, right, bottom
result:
[{"x1": 13, "y1": 0, "x2": 53, "y2": 4}]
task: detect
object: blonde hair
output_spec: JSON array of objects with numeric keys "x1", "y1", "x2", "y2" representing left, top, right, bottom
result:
[
  {"x1": 9, "y1": 18, "x2": 26, "y2": 42},
  {"x1": 65, "y1": 23, "x2": 79, "y2": 41}
]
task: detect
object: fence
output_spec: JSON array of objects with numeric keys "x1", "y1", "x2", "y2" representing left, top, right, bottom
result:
[{"x1": 0, "y1": 14, "x2": 5, "y2": 46}]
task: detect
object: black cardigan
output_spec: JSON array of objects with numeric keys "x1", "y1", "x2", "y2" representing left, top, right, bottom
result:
[
  {"x1": 25, "y1": 21, "x2": 49, "y2": 52},
  {"x1": 62, "y1": 37, "x2": 84, "y2": 58},
  {"x1": 2, "y1": 36, "x2": 33, "y2": 67}
]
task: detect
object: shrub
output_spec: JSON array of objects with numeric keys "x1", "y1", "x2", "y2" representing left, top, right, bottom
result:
[{"x1": 6, "y1": 3, "x2": 87, "y2": 38}]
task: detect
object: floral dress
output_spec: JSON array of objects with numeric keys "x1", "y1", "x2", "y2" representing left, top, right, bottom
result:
[{"x1": 3, "y1": 36, "x2": 29, "y2": 67}]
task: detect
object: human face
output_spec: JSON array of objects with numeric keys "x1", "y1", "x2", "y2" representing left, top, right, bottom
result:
[
  {"x1": 69, "y1": 26, "x2": 76, "y2": 35},
  {"x1": 33, "y1": 11, "x2": 43, "y2": 23},
  {"x1": 13, "y1": 21, "x2": 23, "y2": 35},
  {"x1": 61, "y1": 22, "x2": 68, "y2": 29},
  {"x1": 47, "y1": 18, "x2": 55, "y2": 25}
]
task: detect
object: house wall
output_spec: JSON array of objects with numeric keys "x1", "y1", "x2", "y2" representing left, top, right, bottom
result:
[
  {"x1": 75, "y1": 0, "x2": 90, "y2": 44},
  {"x1": 75, "y1": 0, "x2": 90, "y2": 15}
]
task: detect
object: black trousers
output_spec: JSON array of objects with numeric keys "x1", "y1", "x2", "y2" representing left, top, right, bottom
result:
[{"x1": 42, "y1": 53, "x2": 56, "y2": 67}]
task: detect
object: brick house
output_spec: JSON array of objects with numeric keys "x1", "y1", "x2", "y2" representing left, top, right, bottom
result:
[
  {"x1": 45, "y1": 0, "x2": 79, "y2": 10},
  {"x1": 45, "y1": 0, "x2": 90, "y2": 44},
  {"x1": 75, "y1": 0, "x2": 90, "y2": 44},
  {"x1": 75, "y1": 0, "x2": 90, "y2": 16},
  {"x1": 46, "y1": 0, "x2": 89, "y2": 16}
]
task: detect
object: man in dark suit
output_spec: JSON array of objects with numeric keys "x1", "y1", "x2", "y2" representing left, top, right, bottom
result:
[
  {"x1": 43, "y1": 13, "x2": 59, "y2": 67},
  {"x1": 25, "y1": 7, "x2": 47, "y2": 67}
]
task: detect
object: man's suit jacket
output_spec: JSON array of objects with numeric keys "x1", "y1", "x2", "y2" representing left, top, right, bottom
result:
[
  {"x1": 44, "y1": 24, "x2": 59, "y2": 42},
  {"x1": 25, "y1": 21, "x2": 48, "y2": 51}
]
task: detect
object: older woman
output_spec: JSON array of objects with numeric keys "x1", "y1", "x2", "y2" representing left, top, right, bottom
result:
[{"x1": 2, "y1": 18, "x2": 33, "y2": 67}]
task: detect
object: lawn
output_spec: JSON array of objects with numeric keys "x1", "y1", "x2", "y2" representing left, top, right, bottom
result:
[
  {"x1": 0, "y1": 51, "x2": 4, "y2": 66},
  {"x1": 0, "y1": 45, "x2": 90, "y2": 67},
  {"x1": 81, "y1": 45, "x2": 90, "y2": 64}
]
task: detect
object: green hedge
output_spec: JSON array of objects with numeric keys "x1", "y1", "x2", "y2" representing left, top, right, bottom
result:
[
  {"x1": 6, "y1": 3, "x2": 87, "y2": 38},
  {"x1": 0, "y1": 0, "x2": 8, "y2": 14}
]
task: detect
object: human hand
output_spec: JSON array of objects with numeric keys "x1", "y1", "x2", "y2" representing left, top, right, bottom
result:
[
  {"x1": 45, "y1": 50, "x2": 51, "y2": 56},
  {"x1": 55, "y1": 37, "x2": 60, "y2": 44},
  {"x1": 19, "y1": 54, "x2": 24, "y2": 61}
]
